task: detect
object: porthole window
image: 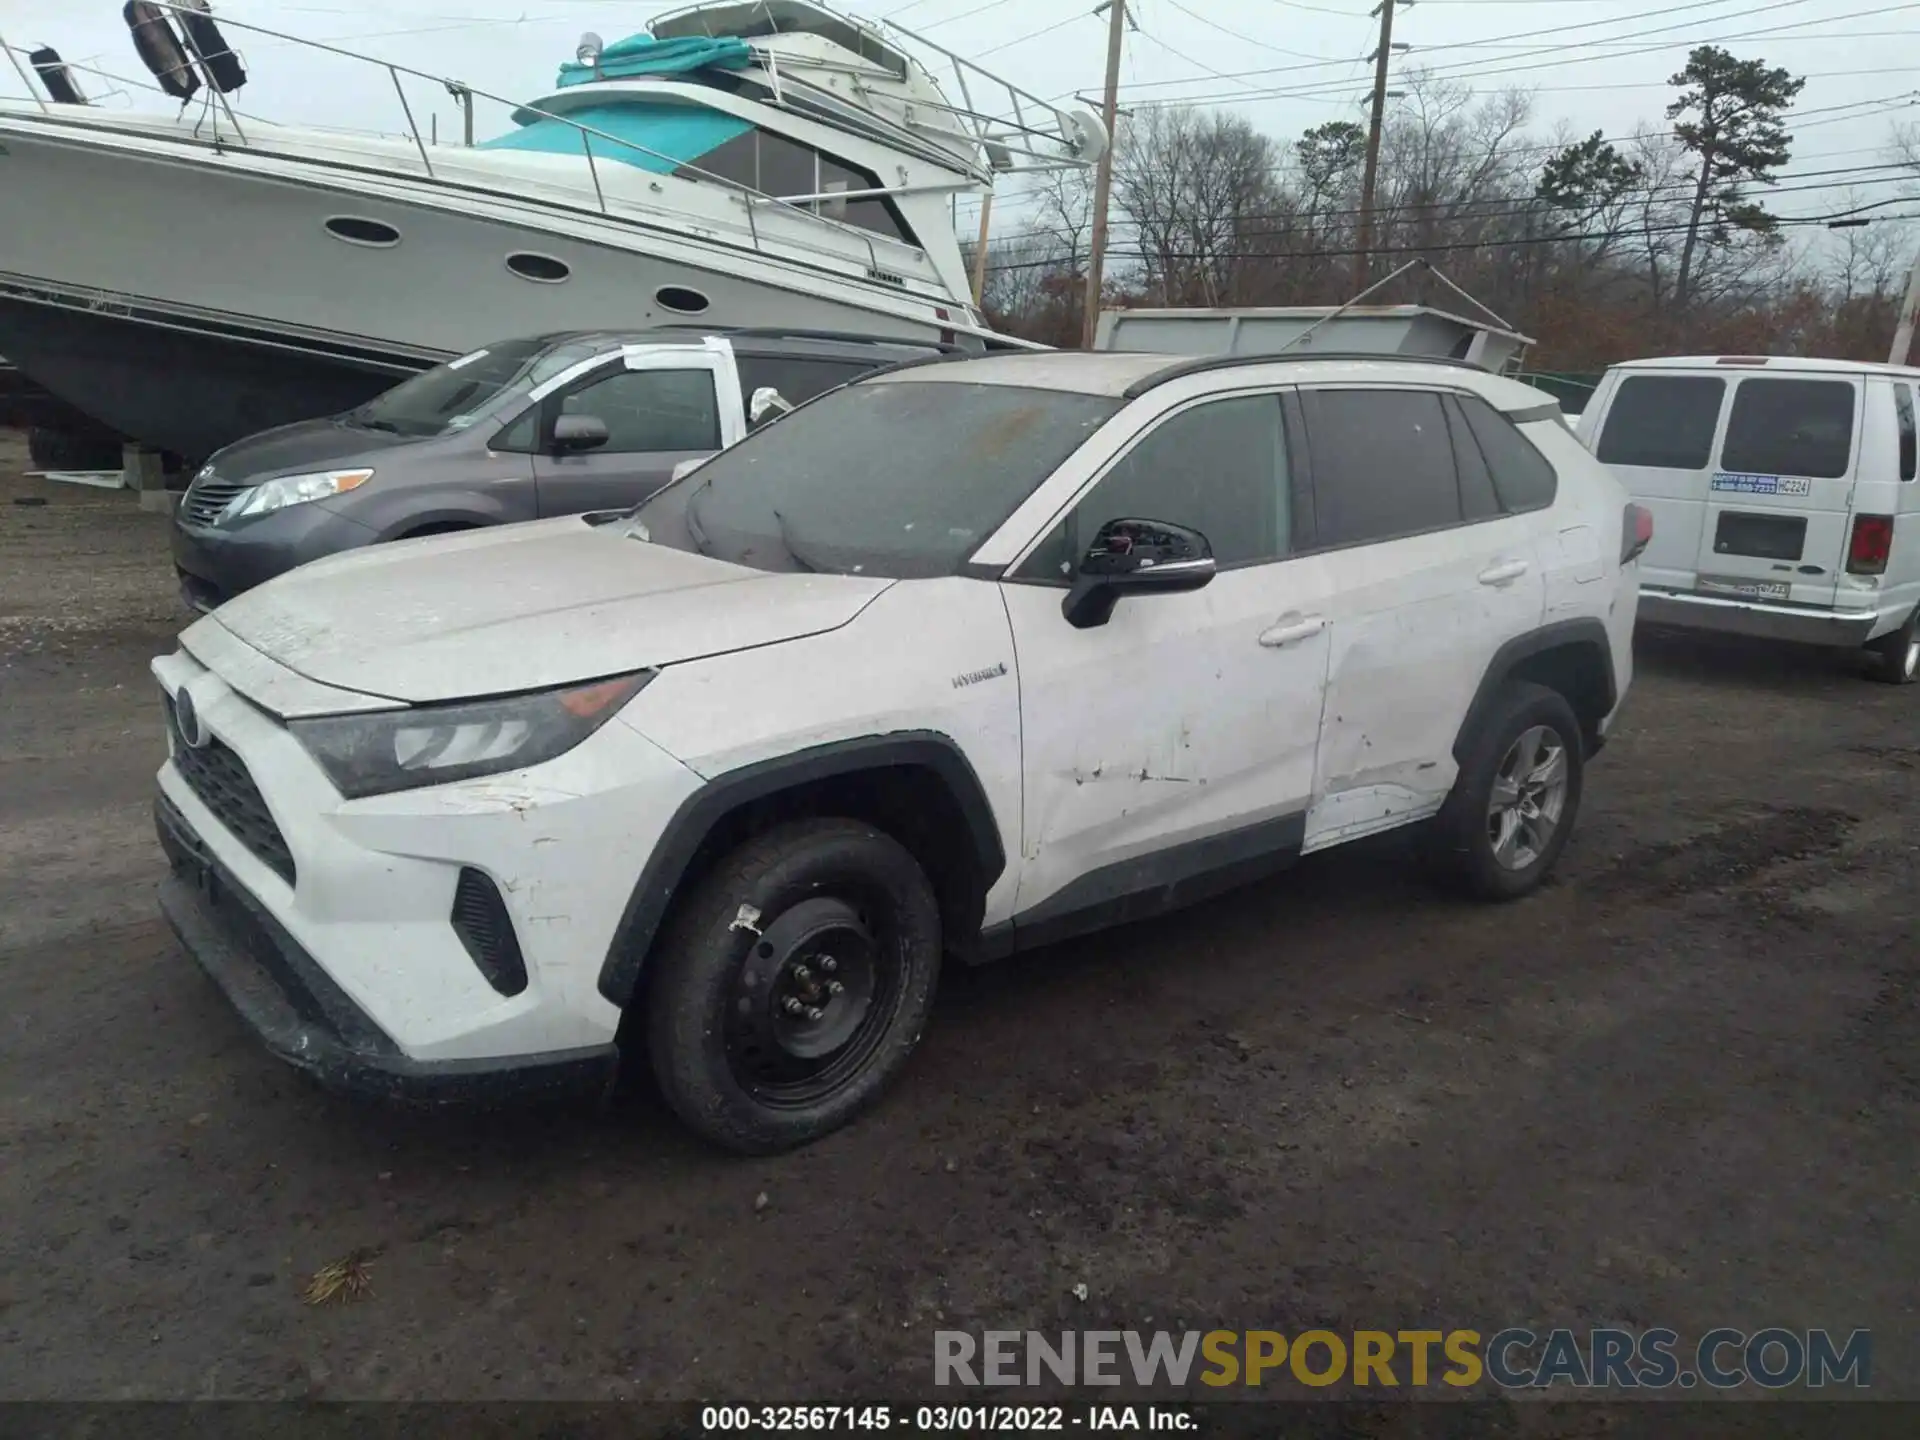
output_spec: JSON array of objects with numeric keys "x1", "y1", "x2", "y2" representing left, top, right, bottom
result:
[
  {"x1": 325, "y1": 215, "x2": 400, "y2": 248},
  {"x1": 506, "y1": 251, "x2": 571, "y2": 284},
  {"x1": 655, "y1": 284, "x2": 710, "y2": 315}
]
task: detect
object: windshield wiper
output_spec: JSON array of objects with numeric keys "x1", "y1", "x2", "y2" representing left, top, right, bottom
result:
[{"x1": 772, "y1": 509, "x2": 825, "y2": 574}]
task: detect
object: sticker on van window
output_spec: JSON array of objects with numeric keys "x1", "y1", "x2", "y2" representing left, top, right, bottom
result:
[{"x1": 1711, "y1": 472, "x2": 1812, "y2": 497}]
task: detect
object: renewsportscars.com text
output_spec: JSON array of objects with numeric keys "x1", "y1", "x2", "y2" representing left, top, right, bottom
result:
[{"x1": 934, "y1": 1328, "x2": 1871, "y2": 1390}]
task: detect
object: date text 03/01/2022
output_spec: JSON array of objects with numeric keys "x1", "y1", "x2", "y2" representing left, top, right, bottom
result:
[{"x1": 700, "y1": 1405, "x2": 1195, "y2": 1432}]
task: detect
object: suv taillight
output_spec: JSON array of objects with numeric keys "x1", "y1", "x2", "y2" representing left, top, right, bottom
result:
[
  {"x1": 1621, "y1": 503, "x2": 1653, "y2": 564},
  {"x1": 1847, "y1": 514, "x2": 1894, "y2": 575}
]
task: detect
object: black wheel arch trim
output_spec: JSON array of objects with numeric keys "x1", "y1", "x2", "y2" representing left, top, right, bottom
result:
[
  {"x1": 1452, "y1": 617, "x2": 1617, "y2": 763},
  {"x1": 597, "y1": 731, "x2": 1006, "y2": 1008}
]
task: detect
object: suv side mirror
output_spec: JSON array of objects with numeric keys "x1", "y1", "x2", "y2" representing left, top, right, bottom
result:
[
  {"x1": 553, "y1": 413, "x2": 610, "y2": 452},
  {"x1": 749, "y1": 386, "x2": 794, "y2": 426},
  {"x1": 1063, "y1": 517, "x2": 1216, "y2": 629}
]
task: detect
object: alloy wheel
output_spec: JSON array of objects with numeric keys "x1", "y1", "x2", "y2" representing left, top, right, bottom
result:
[{"x1": 1486, "y1": 724, "x2": 1569, "y2": 871}]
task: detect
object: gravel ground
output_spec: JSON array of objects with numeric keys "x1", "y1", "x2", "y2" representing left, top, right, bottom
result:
[{"x1": 1, "y1": 426, "x2": 1915, "y2": 1421}]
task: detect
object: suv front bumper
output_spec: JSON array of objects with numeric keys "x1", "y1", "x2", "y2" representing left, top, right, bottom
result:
[{"x1": 156, "y1": 794, "x2": 618, "y2": 1104}]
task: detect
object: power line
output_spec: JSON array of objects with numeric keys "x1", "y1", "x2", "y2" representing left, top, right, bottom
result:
[
  {"x1": 1123, "y1": 2, "x2": 1920, "y2": 107},
  {"x1": 1159, "y1": 0, "x2": 1344, "y2": 61},
  {"x1": 977, "y1": 7, "x2": 1095, "y2": 57},
  {"x1": 999, "y1": 163, "x2": 1918, "y2": 246},
  {"x1": 983, "y1": 207, "x2": 1920, "y2": 272}
]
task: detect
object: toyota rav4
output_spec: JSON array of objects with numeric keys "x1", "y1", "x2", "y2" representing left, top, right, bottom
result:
[{"x1": 152, "y1": 350, "x2": 1645, "y2": 1153}]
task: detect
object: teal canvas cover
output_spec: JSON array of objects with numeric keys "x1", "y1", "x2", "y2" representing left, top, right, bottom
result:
[
  {"x1": 481, "y1": 100, "x2": 752, "y2": 174},
  {"x1": 556, "y1": 34, "x2": 754, "y2": 88}
]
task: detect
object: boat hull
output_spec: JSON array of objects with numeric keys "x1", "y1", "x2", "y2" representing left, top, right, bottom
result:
[{"x1": 0, "y1": 120, "x2": 965, "y2": 459}]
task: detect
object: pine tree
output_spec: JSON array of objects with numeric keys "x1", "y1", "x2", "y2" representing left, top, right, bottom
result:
[{"x1": 1667, "y1": 45, "x2": 1804, "y2": 311}]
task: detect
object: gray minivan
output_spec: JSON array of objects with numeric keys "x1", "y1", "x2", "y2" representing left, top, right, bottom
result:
[{"x1": 171, "y1": 327, "x2": 948, "y2": 610}]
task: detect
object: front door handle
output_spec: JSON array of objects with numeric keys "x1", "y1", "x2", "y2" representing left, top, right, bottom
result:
[
  {"x1": 1259, "y1": 615, "x2": 1326, "y2": 647},
  {"x1": 1478, "y1": 559, "x2": 1530, "y2": 586}
]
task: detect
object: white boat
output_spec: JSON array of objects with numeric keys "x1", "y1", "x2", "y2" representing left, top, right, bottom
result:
[{"x1": 0, "y1": 1, "x2": 1102, "y2": 459}]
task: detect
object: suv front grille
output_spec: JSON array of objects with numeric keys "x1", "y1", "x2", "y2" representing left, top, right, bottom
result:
[
  {"x1": 164, "y1": 696, "x2": 297, "y2": 887},
  {"x1": 180, "y1": 477, "x2": 249, "y2": 528}
]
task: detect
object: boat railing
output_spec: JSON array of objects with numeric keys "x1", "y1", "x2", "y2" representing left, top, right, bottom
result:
[
  {"x1": 0, "y1": 4, "x2": 948, "y2": 280},
  {"x1": 647, "y1": 0, "x2": 1104, "y2": 174}
]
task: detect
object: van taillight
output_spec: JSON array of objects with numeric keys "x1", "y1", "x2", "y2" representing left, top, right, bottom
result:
[
  {"x1": 1622, "y1": 503, "x2": 1653, "y2": 563},
  {"x1": 1847, "y1": 515, "x2": 1894, "y2": 574}
]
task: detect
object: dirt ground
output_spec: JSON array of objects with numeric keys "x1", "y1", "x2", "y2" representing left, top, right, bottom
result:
[{"x1": 1, "y1": 425, "x2": 1915, "y2": 1415}]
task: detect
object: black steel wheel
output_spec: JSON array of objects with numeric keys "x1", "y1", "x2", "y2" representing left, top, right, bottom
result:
[{"x1": 643, "y1": 818, "x2": 942, "y2": 1153}]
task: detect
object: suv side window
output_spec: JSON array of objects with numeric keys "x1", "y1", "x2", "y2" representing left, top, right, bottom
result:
[
  {"x1": 1303, "y1": 388, "x2": 1463, "y2": 547},
  {"x1": 1455, "y1": 393, "x2": 1558, "y2": 512},
  {"x1": 735, "y1": 355, "x2": 880, "y2": 413},
  {"x1": 1896, "y1": 382, "x2": 1916, "y2": 482},
  {"x1": 1443, "y1": 396, "x2": 1503, "y2": 522},
  {"x1": 1019, "y1": 394, "x2": 1291, "y2": 579},
  {"x1": 559, "y1": 367, "x2": 720, "y2": 453}
]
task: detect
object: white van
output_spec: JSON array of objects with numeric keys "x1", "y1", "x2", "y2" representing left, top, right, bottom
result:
[{"x1": 1576, "y1": 355, "x2": 1920, "y2": 683}]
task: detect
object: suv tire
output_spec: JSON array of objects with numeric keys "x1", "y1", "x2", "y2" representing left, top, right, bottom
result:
[
  {"x1": 1865, "y1": 607, "x2": 1920, "y2": 685},
  {"x1": 644, "y1": 817, "x2": 942, "y2": 1154},
  {"x1": 1430, "y1": 681, "x2": 1585, "y2": 900}
]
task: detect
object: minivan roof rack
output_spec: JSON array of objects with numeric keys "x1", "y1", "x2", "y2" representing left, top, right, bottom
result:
[
  {"x1": 657, "y1": 324, "x2": 968, "y2": 354},
  {"x1": 1119, "y1": 349, "x2": 1494, "y2": 399}
]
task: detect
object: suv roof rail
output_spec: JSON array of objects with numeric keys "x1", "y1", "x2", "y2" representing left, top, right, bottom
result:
[
  {"x1": 1119, "y1": 350, "x2": 1498, "y2": 399},
  {"x1": 655, "y1": 323, "x2": 969, "y2": 355}
]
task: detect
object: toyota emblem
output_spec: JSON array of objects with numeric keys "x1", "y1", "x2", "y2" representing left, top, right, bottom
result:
[{"x1": 174, "y1": 686, "x2": 208, "y2": 749}]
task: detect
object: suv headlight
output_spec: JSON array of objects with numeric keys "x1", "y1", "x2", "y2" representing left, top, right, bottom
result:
[
  {"x1": 289, "y1": 673, "x2": 653, "y2": 798},
  {"x1": 223, "y1": 468, "x2": 374, "y2": 522}
]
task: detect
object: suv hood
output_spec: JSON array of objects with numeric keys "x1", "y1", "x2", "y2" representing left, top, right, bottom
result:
[{"x1": 205, "y1": 517, "x2": 893, "y2": 706}]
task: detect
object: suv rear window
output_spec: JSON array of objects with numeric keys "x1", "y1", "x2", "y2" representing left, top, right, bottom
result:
[
  {"x1": 1720, "y1": 378, "x2": 1855, "y2": 479},
  {"x1": 1595, "y1": 375, "x2": 1724, "y2": 469}
]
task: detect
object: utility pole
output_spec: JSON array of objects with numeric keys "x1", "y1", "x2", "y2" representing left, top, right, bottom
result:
[
  {"x1": 1352, "y1": 0, "x2": 1398, "y2": 297},
  {"x1": 970, "y1": 190, "x2": 994, "y2": 307},
  {"x1": 1081, "y1": 0, "x2": 1128, "y2": 350},
  {"x1": 1891, "y1": 254, "x2": 1920, "y2": 366}
]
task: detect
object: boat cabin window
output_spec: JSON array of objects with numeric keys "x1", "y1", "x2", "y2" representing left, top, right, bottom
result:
[{"x1": 678, "y1": 129, "x2": 913, "y2": 244}]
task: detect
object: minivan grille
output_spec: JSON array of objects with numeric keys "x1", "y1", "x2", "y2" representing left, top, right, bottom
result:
[
  {"x1": 164, "y1": 695, "x2": 296, "y2": 887},
  {"x1": 181, "y1": 476, "x2": 249, "y2": 528}
]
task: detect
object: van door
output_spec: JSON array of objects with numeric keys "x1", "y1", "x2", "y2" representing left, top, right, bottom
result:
[
  {"x1": 1692, "y1": 374, "x2": 1859, "y2": 609},
  {"x1": 1590, "y1": 371, "x2": 1730, "y2": 593}
]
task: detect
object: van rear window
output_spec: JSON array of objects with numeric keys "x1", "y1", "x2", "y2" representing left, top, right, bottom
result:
[
  {"x1": 1596, "y1": 375, "x2": 1724, "y2": 469},
  {"x1": 1720, "y1": 378, "x2": 1855, "y2": 479}
]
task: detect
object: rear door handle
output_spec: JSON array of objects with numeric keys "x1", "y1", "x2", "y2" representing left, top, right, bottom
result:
[
  {"x1": 1478, "y1": 559, "x2": 1530, "y2": 586},
  {"x1": 1259, "y1": 615, "x2": 1326, "y2": 647}
]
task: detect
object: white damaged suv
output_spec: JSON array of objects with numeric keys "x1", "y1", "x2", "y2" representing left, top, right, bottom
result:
[{"x1": 153, "y1": 351, "x2": 1644, "y2": 1152}]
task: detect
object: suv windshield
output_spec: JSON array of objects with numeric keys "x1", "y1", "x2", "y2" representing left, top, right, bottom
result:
[
  {"x1": 630, "y1": 380, "x2": 1122, "y2": 578},
  {"x1": 347, "y1": 338, "x2": 605, "y2": 438}
]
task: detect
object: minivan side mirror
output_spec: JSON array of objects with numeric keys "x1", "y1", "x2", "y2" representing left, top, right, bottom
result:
[
  {"x1": 749, "y1": 386, "x2": 794, "y2": 426},
  {"x1": 553, "y1": 414, "x2": 610, "y2": 452},
  {"x1": 1062, "y1": 517, "x2": 1216, "y2": 629}
]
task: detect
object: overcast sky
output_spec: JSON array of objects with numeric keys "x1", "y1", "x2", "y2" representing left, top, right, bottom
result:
[{"x1": 7, "y1": 0, "x2": 1917, "y2": 239}]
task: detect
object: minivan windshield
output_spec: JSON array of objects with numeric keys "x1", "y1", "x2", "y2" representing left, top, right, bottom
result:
[
  {"x1": 629, "y1": 380, "x2": 1122, "y2": 578},
  {"x1": 346, "y1": 337, "x2": 605, "y2": 438}
]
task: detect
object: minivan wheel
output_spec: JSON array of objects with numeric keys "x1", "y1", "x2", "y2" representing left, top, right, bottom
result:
[
  {"x1": 1429, "y1": 681, "x2": 1585, "y2": 901},
  {"x1": 1865, "y1": 608, "x2": 1920, "y2": 685},
  {"x1": 643, "y1": 818, "x2": 942, "y2": 1154}
]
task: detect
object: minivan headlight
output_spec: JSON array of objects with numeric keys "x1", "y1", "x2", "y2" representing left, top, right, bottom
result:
[
  {"x1": 289, "y1": 673, "x2": 653, "y2": 798},
  {"x1": 222, "y1": 468, "x2": 374, "y2": 522}
]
